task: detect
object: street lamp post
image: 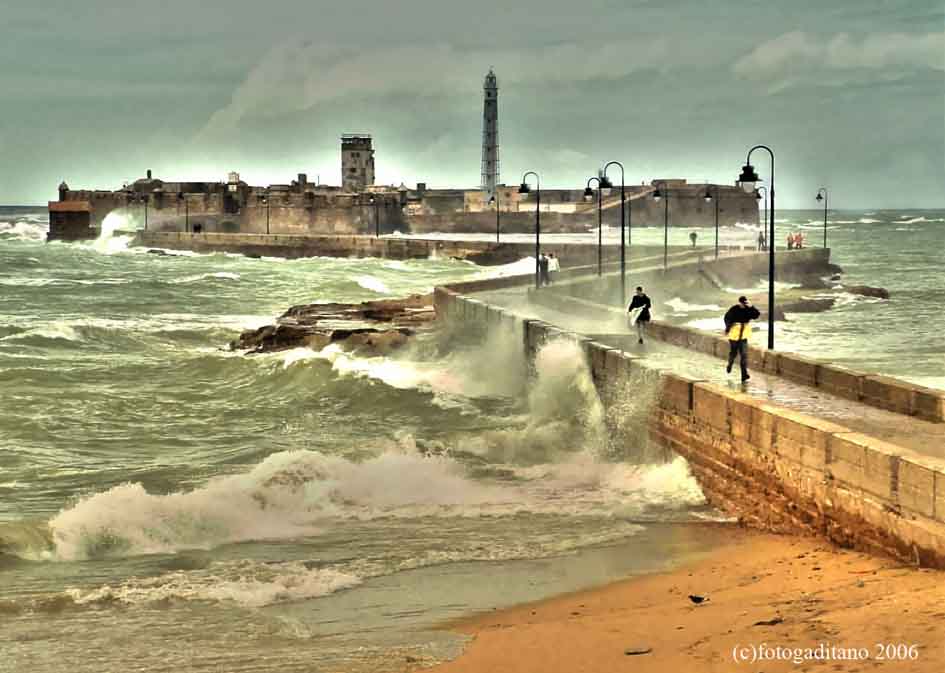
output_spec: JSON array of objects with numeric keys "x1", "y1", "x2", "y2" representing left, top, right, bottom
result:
[
  {"x1": 755, "y1": 187, "x2": 767, "y2": 249},
  {"x1": 369, "y1": 196, "x2": 379, "y2": 238},
  {"x1": 177, "y1": 192, "x2": 189, "y2": 233},
  {"x1": 518, "y1": 172, "x2": 541, "y2": 289},
  {"x1": 737, "y1": 145, "x2": 776, "y2": 350},
  {"x1": 652, "y1": 186, "x2": 670, "y2": 270},
  {"x1": 583, "y1": 177, "x2": 603, "y2": 276},
  {"x1": 488, "y1": 191, "x2": 500, "y2": 243},
  {"x1": 600, "y1": 161, "x2": 628, "y2": 303},
  {"x1": 260, "y1": 191, "x2": 271, "y2": 235},
  {"x1": 816, "y1": 187, "x2": 828, "y2": 248},
  {"x1": 703, "y1": 184, "x2": 720, "y2": 259}
]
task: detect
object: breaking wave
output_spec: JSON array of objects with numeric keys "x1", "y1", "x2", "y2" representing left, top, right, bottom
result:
[
  {"x1": 12, "y1": 337, "x2": 705, "y2": 565},
  {"x1": 355, "y1": 275, "x2": 391, "y2": 293}
]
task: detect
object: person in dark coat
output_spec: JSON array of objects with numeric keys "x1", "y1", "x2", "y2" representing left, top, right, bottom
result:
[
  {"x1": 538, "y1": 253, "x2": 550, "y2": 286},
  {"x1": 627, "y1": 286, "x2": 652, "y2": 344},
  {"x1": 723, "y1": 295, "x2": 761, "y2": 382}
]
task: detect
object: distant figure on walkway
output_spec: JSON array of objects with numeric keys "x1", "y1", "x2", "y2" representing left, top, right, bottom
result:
[
  {"x1": 794, "y1": 232, "x2": 804, "y2": 249},
  {"x1": 786, "y1": 233, "x2": 794, "y2": 250},
  {"x1": 689, "y1": 232, "x2": 697, "y2": 248},
  {"x1": 724, "y1": 296, "x2": 761, "y2": 382},
  {"x1": 757, "y1": 230, "x2": 766, "y2": 251},
  {"x1": 548, "y1": 252, "x2": 560, "y2": 283},
  {"x1": 627, "y1": 286, "x2": 652, "y2": 345},
  {"x1": 538, "y1": 253, "x2": 550, "y2": 287}
]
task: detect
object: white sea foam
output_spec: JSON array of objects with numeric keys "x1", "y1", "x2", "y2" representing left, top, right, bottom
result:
[
  {"x1": 685, "y1": 317, "x2": 724, "y2": 331},
  {"x1": 66, "y1": 562, "x2": 363, "y2": 608},
  {"x1": 665, "y1": 297, "x2": 722, "y2": 314},
  {"x1": 355, "y1": 275, "x2": 390, "y2": 293},
  {"x1": 0, "y1": 220, "x2": 47, "y2": 241},
  {"x1": 0, "y1": 322, "x2": 82, "y2": 343}
]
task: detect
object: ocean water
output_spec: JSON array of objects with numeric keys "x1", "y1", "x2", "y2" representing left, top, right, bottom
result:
[
  {"x1": 644, "y1": 209, "x2": 945, "y2": 390},
  {"x1": 0, "y1": 210, "x2": 715, "y2": 672}
]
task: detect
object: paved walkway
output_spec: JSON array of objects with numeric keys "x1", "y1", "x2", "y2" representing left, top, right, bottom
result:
[{"x1": 478, "y1": 286, "x2": 945, "y2": 460}]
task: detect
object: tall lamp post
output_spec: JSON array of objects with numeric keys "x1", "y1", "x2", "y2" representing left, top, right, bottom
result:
[
  {"x1": 488, "y1": 191, "x2": 500, "y2": 243},
  {"x1": 737, "y1": 145, "x2": 776, "y2": 350},
  {"x1": 652, "y1": 185, "x2": 670, "y2": 270},
  {"x1": 755, "y1": 187, "x2": 767, "y2": 248},
  {"x1": 260, "y1": 191, "x2": 271, "y2": 235},
  {"x1": 583, "y1": 177, "x2": 603, "y2": 276},
  {"x1": 703, "y1": 183, "x2": 720, "y2": 259},
  {"x1": 369, "y1": 196, "x2": 380, "y2": 238},
  {"x1": 816, "y1": 187, "x2": 828, "y2": 248},
  {"x1": 177, "y1": 192, "x2": 189, "y2": 233},
  {"x1": 518, "y1": 171, "x2": 541, "y2": 289},
  {"x1": 599, "y1": 161, "x2": 627, "y2": 302}
]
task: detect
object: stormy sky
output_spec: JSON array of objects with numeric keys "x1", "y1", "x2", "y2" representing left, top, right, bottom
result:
[{"x1": 1, "y1": 0, "x2": 943, "y2": 208}]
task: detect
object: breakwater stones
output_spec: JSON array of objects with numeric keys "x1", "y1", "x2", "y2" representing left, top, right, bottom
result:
[{"x1": 231, "y1": 294, "x2": 435, "y2": 354}]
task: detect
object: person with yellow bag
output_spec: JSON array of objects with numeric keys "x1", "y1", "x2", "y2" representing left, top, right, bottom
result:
[{"x1": 723, "y1": 296, "x2": 761, "y2": 382}]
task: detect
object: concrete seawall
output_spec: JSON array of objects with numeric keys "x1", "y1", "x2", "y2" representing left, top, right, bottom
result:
[
  {"x1": 433, "y1": 264, "x2": 945, "y2": 568},
  {"x1": 134, "y1": 231, "x2": 706, "y2": 266}
]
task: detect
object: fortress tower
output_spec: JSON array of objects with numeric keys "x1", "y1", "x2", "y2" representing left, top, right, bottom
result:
[
  {"x1": 480, "y1": 69, "x2": 499, "y2": 198},
  {"x1": 341, "y1": 134, "x2": 375, "y2": 192}
]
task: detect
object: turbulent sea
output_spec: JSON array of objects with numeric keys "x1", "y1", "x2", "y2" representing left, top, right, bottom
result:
[{"x1": 0, "y1": 207, "x2": 941, "y2": 671}]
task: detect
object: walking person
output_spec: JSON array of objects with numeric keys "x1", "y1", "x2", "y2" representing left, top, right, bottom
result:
[
  {"x1": 627, "y1": 286, "x2": 652, "y2": 345},
  {"x1": 538, "y1": 252, "x2": 550, "y2": 287},
  {"x1": 547, "y1": 252, "x2": 560, "y2": 284},
  {"x1": 723, "y1": 296, "x2": 761, "y2": 382},
  {"x1": 689, "y1": 231, "x2": 697, "y2": 248},
  {"x1": 757, "y1": 230, "x2": 765, "y2": 251}
]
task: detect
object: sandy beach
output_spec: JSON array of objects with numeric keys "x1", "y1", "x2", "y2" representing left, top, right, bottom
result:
[{"x1": 427, "y1": 529, "x2": 945, "y2": 672}]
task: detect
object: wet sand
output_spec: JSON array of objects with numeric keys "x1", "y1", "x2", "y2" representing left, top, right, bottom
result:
[{"x1": 426, "y1": 529, "x2": 945, "y2": 672}]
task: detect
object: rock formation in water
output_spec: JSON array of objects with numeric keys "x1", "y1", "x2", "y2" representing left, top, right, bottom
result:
[
  {"x1": 845, "y1": 285, "x2": 890, "y2": 299},
  {"x1": 231, "y1": 294, "x2": 435, "y2": 355}
]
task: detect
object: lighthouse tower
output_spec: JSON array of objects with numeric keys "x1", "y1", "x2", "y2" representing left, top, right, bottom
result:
[{"x1": 480, "y1": 68, "x2": 499, "y2": 198}]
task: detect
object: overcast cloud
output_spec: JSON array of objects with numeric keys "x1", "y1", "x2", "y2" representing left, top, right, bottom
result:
[{"x1": 1, "y1": 0, "x2": 942, "y2": 207}]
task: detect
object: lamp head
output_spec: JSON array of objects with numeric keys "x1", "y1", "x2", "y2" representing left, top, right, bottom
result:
[
  {"x1": 599, "y1": 175, "x2": 614, "y2": 190},
  {"x1": 583, "y1": 186, "x2": 594, "y2": 201},
  {"x1": 738, "y1": 163, "x2": 760, "y2": 193},
  {"x1": 518, "y1": 182, "x2": 531, "y2": 195},
  {"x1": 652, "y1": 188, "x2": 663, "y2": 202},
  {"x1": 703, "y1": 189, "x2": 712, "y2": 202},
  {"x1": 815, "y1": 192, "x2": 823, "y2": 202}
]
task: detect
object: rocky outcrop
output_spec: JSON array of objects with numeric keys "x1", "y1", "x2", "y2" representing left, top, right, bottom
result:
[
  {"x1": 781, "y1": 297, "x2": 837, "y2": 313},
  {"x1": 846, "y1": 285, "x2": 890, "y2": 299},
  {"x1": 231, "y1": 294, "x2": 435, "y2": 355}
]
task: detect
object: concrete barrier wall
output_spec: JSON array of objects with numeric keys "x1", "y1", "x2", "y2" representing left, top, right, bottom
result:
[
  {"x1": 650, "y1": 373, "x2": 945, "y2": 567},
  {"x1": 135, "y1": 231, "x2": 675, "y2": 267},
  {"x1": 527, "y1": 282, "x2": 945, "y2": 423},
  {"x1": 434, "y1": 281, "x2": 945, "y2": 567}
]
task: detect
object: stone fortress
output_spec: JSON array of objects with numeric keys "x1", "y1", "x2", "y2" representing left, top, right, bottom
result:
[{"x1": 48, "y1": 70, "x2": 758, "y2": 241}]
